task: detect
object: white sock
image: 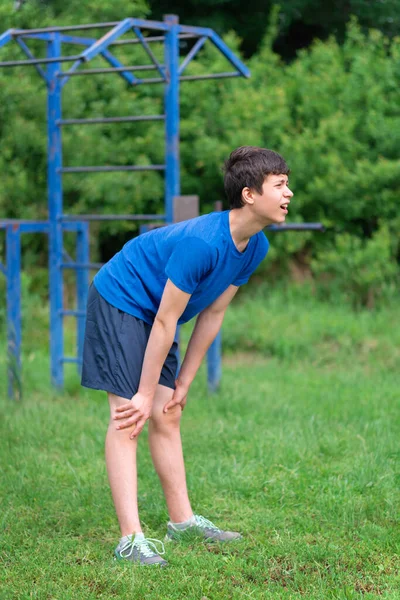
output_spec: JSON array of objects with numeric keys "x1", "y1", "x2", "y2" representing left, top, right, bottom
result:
[{"x1": 170, "y1": 515, "x2": 196, "y2": 530}]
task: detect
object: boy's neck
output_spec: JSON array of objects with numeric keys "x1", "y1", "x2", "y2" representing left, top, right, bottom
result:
[{"x1": 228, "y1": 208, "x2": 268, "y2": 252}]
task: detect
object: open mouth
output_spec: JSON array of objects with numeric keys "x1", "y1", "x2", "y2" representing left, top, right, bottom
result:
[{"x1": 280, "y1": 203, "x2": 289, "y2": 214}]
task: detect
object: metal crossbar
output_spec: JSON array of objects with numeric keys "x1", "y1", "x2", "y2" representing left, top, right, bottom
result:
[
  {"x1": 61, "y1": 310, "x2": 87, "y2": 317},
  {"x1": 59, "y1": 165, "x2": 165, "y2": 173},
  {"x1": 267, "y1": 223, "x2": 325, "y2": 231},
  {"x1": 19, "y1": 32, "x2": 198, "y2": 46},
  {"x1": 57, "y1": 115, "x2": 165, "y2": 125},
  {"x1": 12, "y1": 18, "x2": 170, "y2": 35},
  {"x1": 61, "y1": 214, "x2": 164, "y2": 221},
  {"x1": 180, "y1": 72, "x2": 241, "y2": 81},
  {"x1": 12, "y1": 23, "x2": 121, "y2": 34},
  {"x1": 111, "y1": 33, "x2": 197, "y2": 45},
  {"x1": 55, "y1": 64, "x2": 160, "y2": 77},
  {"x1": 0, "y1": 54, "x2": 83, "y2": 67},
  {"x1": 62, "y1": 357, "x2": 82, "y2": 364},
  {"x1": 55, "y1": 70, "x2": 241, "y2": 82},
  {"x1": 61, "y1": 262, "x2": 103, "y2": 270}
]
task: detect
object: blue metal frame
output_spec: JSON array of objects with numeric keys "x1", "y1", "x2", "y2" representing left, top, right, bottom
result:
[
  {"x1": 6, "y1": 225, "x2": 22, "y2": 400},
  {"x1": 164, "y1": 15, "x2": 180, "y2": 225},
  {"x1": 0, "y1": 16, "x2": 253, "y2": 398},
  {"x1": 75, "y1": 222, "x2": 89, "y2": 375},
  {"x1": 47, "y1": 34, "x2": 65, "y2": 388},
  {"x1": 0, "y1": 30, "x2": 12, "y2": 48}
]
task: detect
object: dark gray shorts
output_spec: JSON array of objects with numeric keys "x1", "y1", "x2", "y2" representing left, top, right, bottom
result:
[{"x1": 81, "y1": 284, "x2": 178, "y2": 399}]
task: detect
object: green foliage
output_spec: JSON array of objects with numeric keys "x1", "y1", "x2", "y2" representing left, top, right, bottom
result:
[{"x1": 312, "y1": 225, "x2": 399, "y2": 308}]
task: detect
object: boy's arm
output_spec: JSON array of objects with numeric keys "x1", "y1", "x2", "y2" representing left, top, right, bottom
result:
[
  {"x1": 114, "y1": 279, "x2": 191, "y2": 437},
  {"x1": 164, "y1": 284, "x2": 239, "y2": 412},
  {"x1": 138, "y1": 279, "x2": 191, "y2": 397}
]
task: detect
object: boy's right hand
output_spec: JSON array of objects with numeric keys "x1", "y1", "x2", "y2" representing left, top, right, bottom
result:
[
  {"x1": 114, "y1": 392, "x2": 153, "y2": 439},
  {"x1": 163, "y1": 379, "x2": 190, "y2": 413}
]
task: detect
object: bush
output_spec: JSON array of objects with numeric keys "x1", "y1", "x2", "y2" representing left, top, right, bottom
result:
[{"x1": 311, "y1": 224, "x2": 399, "y2": 307}]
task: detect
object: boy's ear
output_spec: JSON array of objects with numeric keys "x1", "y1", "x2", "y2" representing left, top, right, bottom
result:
[{"x1": 242, "y1": 187, "x2": 255, "y2": 206}]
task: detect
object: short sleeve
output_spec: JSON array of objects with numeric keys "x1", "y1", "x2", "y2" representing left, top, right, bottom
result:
[
  {"x1": 233, "y1": 233, "x2": 269, "y2": 287},
  {"x1": 165, "y1": 237, "x2": 216, "y2": 294}
]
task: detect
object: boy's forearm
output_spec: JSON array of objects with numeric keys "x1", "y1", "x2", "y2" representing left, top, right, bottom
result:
[
  {"x1": 178, "y1": 309, "x2": 224, "y2": 387},
  {"x1": 138, "y1": 317, "x2": 177, "y2": 398}
]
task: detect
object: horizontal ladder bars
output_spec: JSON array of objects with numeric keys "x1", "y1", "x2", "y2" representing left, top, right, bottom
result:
[
  {"x1": 11, "y1": 19, "x2": 170, "y2": 34},
  {"x1": 61, "y1": 214, "x2": 165, "y2": 221},
  {"x1": 57, "y1": 115, "x2": 164, "y2": 125},
  {"x1": 61, "y1": 262, "x2": 103, "y2": 270},
  {"x1": 111, "y1": 33, "x2": 197, "y2": 45},
  {"x1": 56, "y1": 70, "x2": 241, "y2": 82},
  {"x1": 0, "y1": 54, "x2": 83, "y2": 67},
  {"x1": 59, "y1": 165, "x2": 165, "y2": 173},
  {"x1": 267, "y1": 223, "x2": 325, "y2": 231},
  {"x1": 56, "y1": 64, "x2": 161, "y2": 77},
  {"x1": 62, "y1": 357, "x2": 82, "y2": 364}
]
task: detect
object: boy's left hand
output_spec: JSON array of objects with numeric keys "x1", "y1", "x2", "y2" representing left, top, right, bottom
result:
[{"x1": 163, "y1": 380, "x2": 190, "y2": 413}]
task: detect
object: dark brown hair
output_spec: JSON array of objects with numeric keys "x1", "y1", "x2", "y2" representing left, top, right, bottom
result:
[{"x1": 224, "y1": 146, "x2": 289, "y2": 208}]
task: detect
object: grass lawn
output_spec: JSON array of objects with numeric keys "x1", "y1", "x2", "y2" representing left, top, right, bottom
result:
[{"x1": 0, "y1": 289, "x2": 399, "y2": 599}]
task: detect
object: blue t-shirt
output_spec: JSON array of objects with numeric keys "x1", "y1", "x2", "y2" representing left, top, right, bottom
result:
[{"x1": 94, "y1": 210, "x2": 269, "y2": 325}]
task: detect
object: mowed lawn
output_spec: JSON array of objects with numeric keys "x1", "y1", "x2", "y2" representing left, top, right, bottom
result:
[{"x1": 0, "y1": 292, "x2": 399, "y2": 599}]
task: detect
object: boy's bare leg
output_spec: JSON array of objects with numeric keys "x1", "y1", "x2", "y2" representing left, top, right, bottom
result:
[
  {"x1": 148, "y1": 384, "x2": 193, "y2": 523},
  {"x1": 105, "y1": 392, "x2": 141, "y2": 536}
]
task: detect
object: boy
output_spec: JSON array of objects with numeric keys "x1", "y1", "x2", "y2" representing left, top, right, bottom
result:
[{"x1": 81, "y1": 146, "x2": 293, "y2": 566}]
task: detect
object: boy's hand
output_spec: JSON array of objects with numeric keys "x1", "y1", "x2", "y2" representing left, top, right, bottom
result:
[
  {"x1": 163, "y1": 380, "x2": 190, "y2": 413},
  {"x1": 114, "y1": 392, "x2": 153, "y2": 438}
]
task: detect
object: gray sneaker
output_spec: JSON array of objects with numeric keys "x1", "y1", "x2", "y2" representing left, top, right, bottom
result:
[
  {"x1": 165, "y1": 515, "x2": 242, "y2": 543},
  {"x1": 114, "y1": 534, "x2": 168, "y2": 566}
]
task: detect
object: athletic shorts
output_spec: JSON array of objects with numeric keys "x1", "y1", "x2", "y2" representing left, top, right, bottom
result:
[{"x1": 81, "y1": 283, "x2": 178, "y2": 399}]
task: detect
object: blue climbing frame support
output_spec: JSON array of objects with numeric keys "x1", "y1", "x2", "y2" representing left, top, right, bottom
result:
[
  {"x1": 75, "y1": 222, "x2": 90, "y2": 372},
  {"x1": 6, "y1": 225, "x2": 21, "y2": 400},
  {"x1": 164, "y1": 14, "x2": 180, "y2": 225},
  {"x1": 0, "y1": 16, "x2": 253, "y2": 397},
  {"x1": 0, "y1": 220, "x2": 86, "y2": 399},
  {"x1": 47, "y1": 33, "x2": 64, "y2": 388}
]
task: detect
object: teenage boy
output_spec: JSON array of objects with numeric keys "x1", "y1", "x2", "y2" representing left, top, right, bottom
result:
[{"x1": 81, "y1": 146, "x2": 293, "y2": 566}]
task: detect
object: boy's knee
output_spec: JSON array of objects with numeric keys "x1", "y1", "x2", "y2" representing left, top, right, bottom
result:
[
  {"x1": 150, "y1": 403, "x2": 182, "y2": 430},
  {"x1": 108, "y1": 418, "x2": 140, "y2": 440}
]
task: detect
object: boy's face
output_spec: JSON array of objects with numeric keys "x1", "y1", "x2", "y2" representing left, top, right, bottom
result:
[{"x1": 243, "y1": 174, "x2": 293, "y2": 224}]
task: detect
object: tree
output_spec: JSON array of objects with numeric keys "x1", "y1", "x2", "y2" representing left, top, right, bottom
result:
[{"x1": 147, "y1": 0, "x2": 400, "y2": 59}]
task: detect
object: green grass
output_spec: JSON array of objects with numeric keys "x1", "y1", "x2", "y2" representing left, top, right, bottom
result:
[{"x1": 0, "y1": 288, "x2": 399, "y2": 599}]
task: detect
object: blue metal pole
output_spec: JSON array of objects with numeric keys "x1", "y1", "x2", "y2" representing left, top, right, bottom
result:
[
  {"x1": 75, "y1": 222, "x2": 89, "y2": 373},
  {"x1": 0, "y1": 29, "x2": 12, "y2": 49},
  {"x1": 76, "y1": 223, "x2": 89, "y2": 373},
  {"x1": 164, "y1": 14, "x2": 180, "y2": 225},
  {"x1": 6, "y1": 225, "x2": 22, "y2": 400},
  {"x1": 47, "y1": 33, "x2": 64, "y2": 388},
  {"x1": 207, "y1": 331, "x2": 222, "y2": 393}
]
